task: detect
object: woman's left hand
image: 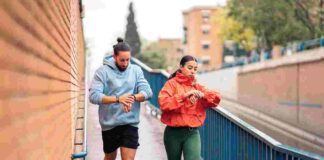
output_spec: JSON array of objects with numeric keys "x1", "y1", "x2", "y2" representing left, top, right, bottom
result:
[
  {"x1": 196, "y1": 91, "x2": 204, "y2": 98},
  {"x1": 189, "y1": 95, "x2": 198, "y2": 104}
]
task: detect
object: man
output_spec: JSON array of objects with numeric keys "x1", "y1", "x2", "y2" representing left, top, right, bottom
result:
[{"x1": 89, "y1": 37, "x2": 152, "y2": 160}]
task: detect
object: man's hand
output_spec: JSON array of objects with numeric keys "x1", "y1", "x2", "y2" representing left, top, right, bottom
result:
[
  {"x1": 122, "y1": 104, "x2": 132, "y2": 112},
  {"x1": 119, "y1": 94, "x2": 135, "y2": 112}
]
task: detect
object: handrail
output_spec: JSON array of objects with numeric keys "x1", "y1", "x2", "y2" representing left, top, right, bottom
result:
[
  {"x1": 214, "y1": 107, "x2": 281, "y2": 146},
  {"x1": 222, "y1": 37, "x2": 324, "y2": 69},
  {"x1": 214, "y1": 107, "x2": 323, "y2": 160},
  {"x1": 131, "y1": 57, "x2": 170, "y2": 77},
  {"x1": 71, "y1": 56, "x2": 88, "y2": 159},
  {"x1": 297, "y1": 37, "x2": 324, "y2": 51}
]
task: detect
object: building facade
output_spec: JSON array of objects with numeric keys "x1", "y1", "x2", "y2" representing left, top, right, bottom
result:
[
  {"x1": 158, "y1": 38, "x2": 183, "y2": 73},
  {"x1": 183, "y1": 6, "x2": 223, "y2": 71}
]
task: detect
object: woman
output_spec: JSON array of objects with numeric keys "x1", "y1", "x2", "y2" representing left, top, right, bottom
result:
[{"x1": 158, "y1": 55, "x2": 221, "y2": 160}]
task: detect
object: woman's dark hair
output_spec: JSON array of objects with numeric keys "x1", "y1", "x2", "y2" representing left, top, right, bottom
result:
[
  {"x1": 168, "y1": 55, "x2": 197, "y2": 80},
  {"x1": 113, "y1": 37, "x2": 131, "y2": 55}
]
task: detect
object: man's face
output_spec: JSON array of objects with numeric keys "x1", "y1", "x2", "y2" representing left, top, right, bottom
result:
[{"x1": 114, "y1": 51, "x2": 131, "y2": 71}]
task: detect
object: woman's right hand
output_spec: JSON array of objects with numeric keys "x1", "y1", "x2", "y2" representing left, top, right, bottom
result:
[
  {"x1": 188, "y1": 95, "x2": 198, "y2": 104},
  {"x1": 184, "y1": 90, "x2": 204, "y2": 104},
  {"x1": 184, "y1": 90, "x2": 203, "y2": 98}
]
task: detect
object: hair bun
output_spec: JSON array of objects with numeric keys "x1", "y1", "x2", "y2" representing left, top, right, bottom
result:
[{"x1": 117, "y1": 37, "x2": 124, "y2": 43}]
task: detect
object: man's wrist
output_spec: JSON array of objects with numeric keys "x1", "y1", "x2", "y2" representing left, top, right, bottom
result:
[
  {"x1": 116, "y1": 96, "x2": 119, "y2": 103},
  {"x1": 132, "y1": 94, "x2": 137, "y2": 101}
]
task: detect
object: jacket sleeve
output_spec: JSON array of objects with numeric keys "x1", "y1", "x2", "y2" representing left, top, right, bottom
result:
[
  {"x1": 135, "y1": 66, "x2": 153, "y2": 100},
  {"x1": 158, "y1": 81, "x2": 188, "y2": 112},
  {"x1": 196, "y1": 84, "x2": 221, "y2": 108},
  {"x1": 89, "y1": 67, "x2": 106, "y2": 105}
]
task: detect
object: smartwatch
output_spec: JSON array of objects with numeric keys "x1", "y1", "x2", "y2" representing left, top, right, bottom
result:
[
  {"x1": 116, "y1": 96, "x2": 119, "y2": 103},
  {"x1": 132, "y1": 94, "x2": 137, "y2": 101}
]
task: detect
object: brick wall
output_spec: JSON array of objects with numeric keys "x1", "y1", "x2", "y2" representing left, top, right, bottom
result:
[
  {"x1": 0, "y1": 0, "x2": 85, "y2": 159},
  {"x1": 238, "y1": 48, "x2": 324, "y2": 138}
]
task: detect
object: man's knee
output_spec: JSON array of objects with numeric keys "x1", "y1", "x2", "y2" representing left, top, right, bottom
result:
[
  {"x1": 120, "y1": 147, "x2": 136, "y2": 160},
  {"x1": 104, "y1": 150, "x2": 117, "y2": 160}
]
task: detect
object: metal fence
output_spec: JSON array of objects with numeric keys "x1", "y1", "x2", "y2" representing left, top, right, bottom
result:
[
  {"x1": 200, "y1": 108, "x2": 323, "y2": 160},
  {"x1": 221, "y1": 37, "x2": 324, "y2": 69}
]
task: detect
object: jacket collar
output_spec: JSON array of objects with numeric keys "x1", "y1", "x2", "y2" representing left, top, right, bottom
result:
[{"x1": 175, "y1": 71, "x2": 195, "y2": 86}]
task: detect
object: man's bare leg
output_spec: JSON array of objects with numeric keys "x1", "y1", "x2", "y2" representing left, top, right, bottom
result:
[
  {"x1": 104, "y1": 150, "x2": 117, "y2": 160},
  {"x1": 120, "y1": 147, "x2": 137, "y2": 160}
]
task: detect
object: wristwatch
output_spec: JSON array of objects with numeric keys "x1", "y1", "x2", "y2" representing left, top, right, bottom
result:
[
  {"x1": 132, "y1": 94, "x2": 136, "y2": 101},
  {"x1": 116, "y1": 96, "x2": 119, "y2": 103}
]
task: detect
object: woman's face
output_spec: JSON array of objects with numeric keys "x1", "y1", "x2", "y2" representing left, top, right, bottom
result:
[{"x1": 180, "y1": 60, "x2": 198, "y2": 77}]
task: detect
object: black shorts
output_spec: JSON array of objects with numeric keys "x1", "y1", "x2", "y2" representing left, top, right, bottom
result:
[{"x1": 101, "y1": 125, "x2": 139, "y2": 153}]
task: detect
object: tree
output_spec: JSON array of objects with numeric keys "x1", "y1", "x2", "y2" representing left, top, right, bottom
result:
[
  {"x1": 125, "y1": 2, "x2": 141, "y2": 57},
  {"x1": 138, "y1": 42, "x2": 166, "y2": 69},
  {"x1": 321, "y1": 0, "x2": 324, "y2": 31},
  {"x1": 138, "y1": 51, "x2": 166, "y2": 69},
  {"x1": 215, "y1": 8, "x2": 256, "y2": 52},
  {"x1": 228, "y1": 0, "x2": 322, "y2": 50},
  {"x1": 288, "y1": 0, "x2": 324, "y2": 37}
]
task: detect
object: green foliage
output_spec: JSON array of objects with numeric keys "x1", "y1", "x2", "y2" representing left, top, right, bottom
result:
[
  {"x1": 137, "y1": 51, "x2": 166, "y2": 69},
  {"x1": 215, "y1": 9, "x2": 256, "y2": 52},
  {"x1": 228, "y1": 0, "x2": 323, "y2": 49}
]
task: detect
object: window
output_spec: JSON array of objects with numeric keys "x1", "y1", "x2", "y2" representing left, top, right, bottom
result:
[
  {"x1": 201, "y1": 10, "x2": 210, "y2": 24},
  {"x1": 202, "y1": 44, "x2": 209, "y2": 49},
  {"x1": 201, "y1": 40, "x2": 211, "y2": 50},
  {"x1": 199, "y1": 56, "x2": 210, "y2": 65},
  {"x1": 202, "y1": 59, "x2": 210, "y2": 65},
  {"x1": 183, "y1": 33, "x2": 187, "y2": 44},
  {"x1": 202, "y1": 29, "x2": 209, "y2": 35},
  {"x1": 201, "y1": 10, "x2": 210, "y2": 18},
  {"x1": 201, "y1": 25, "x2": 210, "y2": 35}
]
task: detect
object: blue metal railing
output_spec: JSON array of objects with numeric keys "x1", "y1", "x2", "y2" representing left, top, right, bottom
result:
[
  {"x1": 296, "y1": 37, "x2": 324, "y2": 52},
  {"x1": 131, "y1": 57, "x2": 324, "y2": 160},
  {"x1": 131, "y1": 58, "x2": 169, "y2": 108},
  {"x1": 221, "y1": 37, "x2": 324, "y2": 69},
  {"x1": 200, "y1": 108, "x2": 323, "y2": 160}
]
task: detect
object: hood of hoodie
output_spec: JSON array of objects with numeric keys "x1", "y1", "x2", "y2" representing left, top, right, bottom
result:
[{"x1": 103, "y1": 55, "x2": 130, "y2": 71}]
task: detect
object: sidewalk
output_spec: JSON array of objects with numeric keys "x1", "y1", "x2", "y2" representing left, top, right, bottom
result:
[{"x1": 86, "y1": 102, "x2": 167, "y2": 160}]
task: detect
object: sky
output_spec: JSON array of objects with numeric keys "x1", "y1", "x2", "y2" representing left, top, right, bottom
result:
[{"x1": 82, "y1": 0, "x2": 226, "y2": 69}]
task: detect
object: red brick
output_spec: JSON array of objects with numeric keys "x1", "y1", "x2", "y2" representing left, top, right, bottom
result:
[{"x1": 0, "y1": 0, "x2": 85, "y2": 159}]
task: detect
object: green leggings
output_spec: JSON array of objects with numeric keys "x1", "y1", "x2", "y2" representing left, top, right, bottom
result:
[{"x1": 164, "y1": 126, "x2": 201, "y2": 160}]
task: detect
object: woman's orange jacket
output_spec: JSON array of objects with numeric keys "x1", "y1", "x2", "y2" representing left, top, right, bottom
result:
[{"x1": 158, "y1": 72, "x2": 221, "y2": 128}]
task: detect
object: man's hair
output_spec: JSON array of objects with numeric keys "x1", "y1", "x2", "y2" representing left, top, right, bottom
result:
[{"x1": 113, "y1": 37, "x2": 131, "y2": 55}]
